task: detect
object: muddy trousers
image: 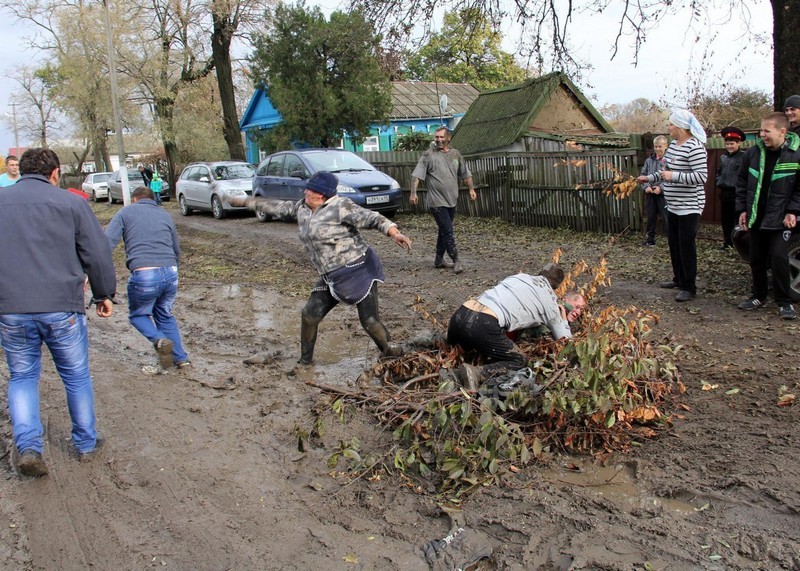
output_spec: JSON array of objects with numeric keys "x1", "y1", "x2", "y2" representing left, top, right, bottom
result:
[
  {"x1": 299, "y1": 283, "x2": 392, "y2": 364},
  {"x1": 446, "y1": 306, "x2": 527, "y2": 380}
]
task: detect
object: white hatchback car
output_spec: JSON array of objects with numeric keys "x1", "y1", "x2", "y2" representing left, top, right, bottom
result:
[{"x1": 81, "y1": 172, "x2": 114, "y2": 202}]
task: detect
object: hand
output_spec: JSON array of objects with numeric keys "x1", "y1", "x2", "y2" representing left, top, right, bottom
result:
[
  {"x1": 739, "y1": 212, "x2": 748, "y2": 228},
  {"x1": 653, "y1": 186, "x2": 662, "y2": 195},
  {"x1": 96, "y1": 299, "x2": 113, "y2": 318},
  {"x1": 660, "y1": 170, "x2": 674, "y2": 182},
  {"x1": 393, "y1": 232, "x2": 412, "y2": 254},
  {"x1": 469, "y1": 188, "x2": 477, "y2": 201},
  {"x1": 409, "y1": 192, "x2": 418, "y2": 205},
  {"x1": 636, "y1": 175, "x2": 649, "y2": 183},
  {"x1": 644, "y1": 187, "x2": 652, "y2": 194},
  {"x1": 785, "y1": 213, "x2": 797, "y2": 229},
  {"x1": 84, "y1": 276, "x2": 89, "y2": 292}
]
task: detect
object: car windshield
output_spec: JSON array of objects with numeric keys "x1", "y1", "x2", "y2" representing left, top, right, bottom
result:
[
  {"x1": 93, "y1": 173, "x2": 111, "y2": 182},
  {"x1": 126, "y1": 171, "x2": 144, "y2": 180},
  {"x1": 213, "y1": 164, "x2": 255, "y2": 180},
  {"x1": 303, "y1": 151, "x2": 375, "y2": 173}
]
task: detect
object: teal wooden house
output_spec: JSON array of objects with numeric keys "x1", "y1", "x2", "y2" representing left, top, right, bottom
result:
[{"x1": 239, "y1": 82, "x2": 479, "y2": 163}]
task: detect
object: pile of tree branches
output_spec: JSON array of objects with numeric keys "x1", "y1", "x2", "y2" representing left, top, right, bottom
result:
[{"x1": 303, "y1": 257, "x2": 684, "y2": 496}]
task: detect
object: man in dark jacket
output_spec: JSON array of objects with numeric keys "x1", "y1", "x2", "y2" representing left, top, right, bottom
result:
[
  {"x1": 735, "y1": 112, "x2": 800, "y2": 320},
  {"x1": 0, "y1": 148, "x2": 117, "y2": 477},
  {"x1": 784, "y1": 95, "x2": 800, "y2": 136},
  {"x1": 716, "y1": 127, "x2": 747, "y2": 249}
]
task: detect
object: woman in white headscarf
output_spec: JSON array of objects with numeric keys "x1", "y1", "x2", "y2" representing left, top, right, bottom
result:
[{"x1": 638, "y1": 109, "x2": 708, "y2": 302}]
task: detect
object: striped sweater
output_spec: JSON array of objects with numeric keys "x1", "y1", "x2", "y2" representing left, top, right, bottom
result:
[{"x1": 646, "y1": 137, "x2": 708, "y2": 215}]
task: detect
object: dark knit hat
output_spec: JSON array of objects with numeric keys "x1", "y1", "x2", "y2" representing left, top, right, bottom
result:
[
  {"x1": 720, "y1": 126, "x2": 746, "y2": 142},
  {"x1": 784, "y1": 95, "x2": 800, "y2": 110},
  {"x1": 305, "y1": 171, "x2": 338, "y2": 198}
]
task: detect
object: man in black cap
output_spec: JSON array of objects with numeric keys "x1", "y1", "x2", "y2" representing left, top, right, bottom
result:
[
  {"x1": 716, "y1": 126, "x2": 747, "y2": 249},
  {"x1": 784, "y1": 95, "x2": 800, "y2": 135}
]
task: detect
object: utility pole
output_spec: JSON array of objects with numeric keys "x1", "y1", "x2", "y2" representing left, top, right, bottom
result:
[
  {"x1": 9, "y1": 102, "x2": 18, "y2": 153},
  {"x1": 102, "y1": 0, "x2": 130, "y2": 205}
]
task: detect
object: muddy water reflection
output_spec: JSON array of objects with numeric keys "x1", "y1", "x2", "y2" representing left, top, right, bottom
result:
[
  {"x1": 223, "y1": 285, "x2": 375, "y2": 382},
  {"x1": 543, "y1": 460, "x2": 696, "y2": 513}
]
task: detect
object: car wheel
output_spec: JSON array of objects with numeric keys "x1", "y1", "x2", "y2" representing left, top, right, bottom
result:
[
  {"x1": 179, "y1": 194, "x2": 192, "y2": 216},
  {"x1": 255, "y1": 208, "x2": 269, "y2": 223},
  {"x1": 211, "y1": 195, "x2": 226, "y2": 219},
  {"x1": 789, "y1": 232, "x2": 800, "y2": 299}
]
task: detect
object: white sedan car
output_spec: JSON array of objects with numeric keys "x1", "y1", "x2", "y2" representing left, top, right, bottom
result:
[{"x1": 81, "y1": 172, "x2": 114, "y2": 202}]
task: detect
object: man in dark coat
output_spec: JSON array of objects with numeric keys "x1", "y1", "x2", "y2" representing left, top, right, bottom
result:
[{"x1": 716, "y1": 126, "x2": 747, "y2": 249}]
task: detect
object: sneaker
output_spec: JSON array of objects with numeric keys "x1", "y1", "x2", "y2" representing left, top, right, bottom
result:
[
  {"x1": 659, "y1": 280, "x2": 678, "y2": 289},
  {"x1": 154, "y1": 338, "x2": 174, "y2": 369},
  {"x1": 642, "y1": 241, "x2": 656, "y2": 246},
  {"x1": 675, "y1": 290, "x2": 695, "y2": 302},
  {"x1": 78, "y1": 434, "x2": 106, "y2": 463},
  {"x1": 434, "y1": 259, "x2": 453, "y2": 269},
  {"x1": 779, "y1": 304, "x2": 797, "y2": 320},
  {"x1": 453, "y1": 260, "x2": 465, "y2": 274},
  {"x1": 18, "y1": 450, "x2": 48, "y2": 477},
  {"x1": 175, "y1": 360, "x2": 192, "y2": 369},
  {"x1": 738, "y1": 298, "x2": 766, "y2": 311}
]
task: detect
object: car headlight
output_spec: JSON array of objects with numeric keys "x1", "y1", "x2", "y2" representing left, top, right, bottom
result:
[
  {"x1": 224, "y1": 189, "x2": 247, "y2": 197},
  {"x1": 337, "y1": 184, "x2": 356, "y2": 194},
  {"x1": 390, "y1": 179, "x2": 400, "y2": 190}
]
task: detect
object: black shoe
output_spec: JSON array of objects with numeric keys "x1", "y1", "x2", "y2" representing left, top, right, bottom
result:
[
  {"x1": 434, "y1": 259, "x2": 453, "y2": 269},
  {"x1": 154, "y1": 338, "x2": 174, "y2": 369},
  {"x1": 18, "y1": 449, "x2": 48, "y2": 477},
  {"x1": 453, "y1": 260, "x2": 465, "y2": 274},
  {"x1": 659, "y1": 280, "x2": 678, "y2": 289},
  {"x1": 675, "y1": 290, "x2": 695, "y2": 302},
  {"x1": 738, "y1": 298, "x2": 766, "y2": 311},
  {"x1": 642, "y1": 241, "x2": 656, "y2": 246},
  {"x1": 78, "y1": 434, "x2": 106, "y2": 463},
  {"x1": 779, "y1": 304, "x2": 797, "y2": 320}
]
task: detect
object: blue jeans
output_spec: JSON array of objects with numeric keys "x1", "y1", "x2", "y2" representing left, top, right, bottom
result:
[
  {"x1": 0, "y1": 312, "x2": 97, "y2": 454},
  {"x1": 127, "y1": 266, "x2": 188, "y2": 363}
]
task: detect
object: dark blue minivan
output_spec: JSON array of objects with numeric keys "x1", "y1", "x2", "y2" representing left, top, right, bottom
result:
[{"x1": 252, "y1": 149, "x2": 402, "y2": 221}]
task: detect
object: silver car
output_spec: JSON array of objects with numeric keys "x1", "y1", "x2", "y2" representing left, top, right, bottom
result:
[
  {"x1": 177, "y1": 161, "x2": 255, "y2": 219},
  {"x1": 81, "y1": 172, "x2": 114, "y2": 202}
]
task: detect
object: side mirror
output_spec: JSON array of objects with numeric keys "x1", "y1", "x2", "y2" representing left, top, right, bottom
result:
[
  {"x1": 289, "y1": 170, "x2": 308, "y2": 179},
  {"x1": 199, "y1": 176, "x2": 210, "y2": 183}
]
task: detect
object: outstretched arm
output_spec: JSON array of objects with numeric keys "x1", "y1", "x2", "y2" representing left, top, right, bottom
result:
[{"x1": 388, "y1": 226, "x2": 412, "y2": 253}]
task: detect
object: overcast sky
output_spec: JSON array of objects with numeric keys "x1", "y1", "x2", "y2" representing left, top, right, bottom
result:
[{"x1": 0, "y1": 1, "x2": 773, "y2": 155}]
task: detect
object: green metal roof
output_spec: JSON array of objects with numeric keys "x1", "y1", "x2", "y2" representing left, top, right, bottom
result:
[{"x1": 450, "y1": 72, "x2": 615, "y2": 155}]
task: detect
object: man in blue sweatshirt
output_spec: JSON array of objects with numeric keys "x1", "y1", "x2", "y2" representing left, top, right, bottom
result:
[
  {"x1": 0, "y1": 148, "x2": 117, "y2": 477},
  {"x1": 106, "y1": 186, "x2": 190, "y2": 369}
]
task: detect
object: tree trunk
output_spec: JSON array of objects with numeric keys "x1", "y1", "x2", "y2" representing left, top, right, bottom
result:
[
  {"x1": 772, "y1": 0, "x2": 800, "y2": 109},
  {"x1": 154, "y1": 95, "x2": 179, "y2": 191},
  {"x1": 211, "y1": 14, "x2": 246, "y2": 161}
]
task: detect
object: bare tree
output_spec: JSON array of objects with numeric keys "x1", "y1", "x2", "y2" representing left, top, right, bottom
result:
[{"x1": 12, "y1": 65, "x2": 62, "y2": 147}]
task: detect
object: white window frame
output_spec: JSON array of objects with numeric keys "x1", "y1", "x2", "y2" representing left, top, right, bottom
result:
[{"x1": 362, "y1": 136, "x2": 379, "y2": 152}]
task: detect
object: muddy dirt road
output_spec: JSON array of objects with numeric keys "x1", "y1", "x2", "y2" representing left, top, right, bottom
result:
[{"x1": 1, "y1": 203, "x2": 798, "y2": 570}]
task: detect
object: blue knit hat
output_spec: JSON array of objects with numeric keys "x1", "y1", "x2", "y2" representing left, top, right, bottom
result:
[{"x1": 305, "y1": 171, "x2": 338, "y2": 198}]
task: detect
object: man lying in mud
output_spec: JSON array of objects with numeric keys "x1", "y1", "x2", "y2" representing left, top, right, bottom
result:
[
  {"x1": 447, "y1": 263, "x2": 586, "y2": 387},
  {"x1": 231, "y1": 171, "x2": 413, "y2": 364}
]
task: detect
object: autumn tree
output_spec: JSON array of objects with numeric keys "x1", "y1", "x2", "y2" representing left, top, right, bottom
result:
[
  {"x1": 11, "y1": 65, "x2": 63, "y2": 148},
  {"x1": 350, "y1": 0, "x2": 797, "y2": 109},
  {"x1": 406, "y1": 8, "x2": 527, "y2": 90},
  {"x1": 249, "y1": 2, "x2": 391, "y2": 149},
  {"x1": 599, "y1": 98, "x2": 669, "y2": 134},
  {"x1": 689, "y1": 87, "x2": 772, "y2": 132}
]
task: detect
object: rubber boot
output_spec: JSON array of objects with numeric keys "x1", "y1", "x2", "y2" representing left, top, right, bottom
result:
[{"x1": 298, "y1": 315, "x2": 318, "y2": 365}]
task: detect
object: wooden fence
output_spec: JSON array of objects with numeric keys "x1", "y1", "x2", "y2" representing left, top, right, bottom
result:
[{"x1": 361, "y1": 149, "x2": 643, "y2": 234}]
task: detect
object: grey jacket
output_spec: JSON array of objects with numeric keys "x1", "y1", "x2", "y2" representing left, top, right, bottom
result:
[
  {"x1": 254, "y1": 195, "x2": 397, "y2": 275},
  {"x1": 0, "y1": 174, "x2": 116, "y2": 313},
  {"x1": 106, "y1": 199, "x2": 180, "y2": 271}
]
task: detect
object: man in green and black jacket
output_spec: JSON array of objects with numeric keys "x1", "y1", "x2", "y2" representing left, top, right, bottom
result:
[{"x1": 735, "y1": 112, "x2": 800, "y2": 320}]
